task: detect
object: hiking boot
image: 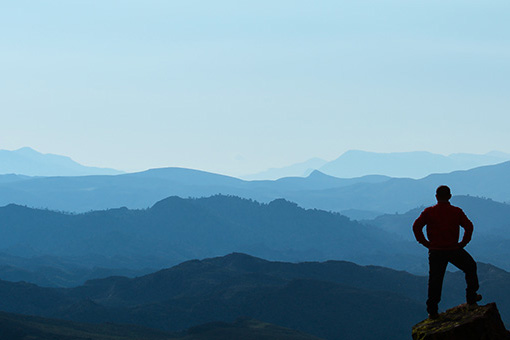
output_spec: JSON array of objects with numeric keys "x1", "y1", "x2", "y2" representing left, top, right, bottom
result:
[
  {"x1": 427, "y1": 305, "x2": 439, "y2": 320},
  {"x1": 467, "y1": 294, "x2": 482, "y2": 306},
  {"x1": 428, "y1": 312, "x2": 439, "y2": 320}
]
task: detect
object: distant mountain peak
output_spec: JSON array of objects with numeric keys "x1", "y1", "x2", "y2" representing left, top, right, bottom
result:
[
  {"x1": 150, "y1": 196, "x2": 187, "y2": 210},
  {"x1": 242, "y1": 150, "x2": 510, "y2": 181},
  {"x1": 0, "y1": 147, "x2": 123, "y2": 177},
  {"x1": 307, "y1": 170, "x2": 331, "y2": 178},
  {"x1": 268, "y1": 198, "x2": 299, "y2": 209},
  {"x1": 14, "y1": 146, "x2": 39, "y2": 154},
  {"x1": 209, "y1": 252, "x2": 269, "y2": 266},
  {"x1": 241, "y1": 158, "x2": 327, "y2": 180}
]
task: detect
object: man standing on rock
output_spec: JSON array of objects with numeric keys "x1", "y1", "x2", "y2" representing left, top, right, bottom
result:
[{"x1": 413, "y1": 185, "x2": 481, "y2": 319}]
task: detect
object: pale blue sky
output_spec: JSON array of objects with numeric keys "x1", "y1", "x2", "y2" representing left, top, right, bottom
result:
[{"x1": 1, "y1": 0, "x2": 509, "y2": 176}]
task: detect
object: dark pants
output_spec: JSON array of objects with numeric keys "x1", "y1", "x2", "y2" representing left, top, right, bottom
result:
[{"x1": 427, "y1": 248, "x2": 479, "y2": 314}]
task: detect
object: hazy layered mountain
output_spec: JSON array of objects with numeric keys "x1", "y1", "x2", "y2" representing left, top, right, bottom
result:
[
  {"x1": 241, "y1": 150, "x2": 510, "y2": 180},
  {"x1": 257, "y1": 170, "x2": 391, "y2": 191},
  {"x1": 0, "y1": 253, "x2": 425, "y2": 340},
  {"x1": 242, "y1": 158, "x2": 328, "y2": 180},
  {"x1": 284, "y1": 161, "x2": 510, "y2": 215},
  {"x1": 0, "y1": 195, "x2": 420, "y2": 282},
  {"x1": 1, "y1": 160, "x2": 510, "y2": 216},
  {"x1": 0, "y1": 167, "x2": 391, "y2": 213},
  {"x1": 319, "y1": 150, "x2": 510, "y2": 179},
  {"x1": 0, "y1": 253, "x2": 508, "y2": 340},
  {"x1": 5, "y1": 147, "x2": 507, "y2": 181},
  {"x1": 0, "y1": 147, "x2": 123, "y2": 176},
  {"x1": 4, "y1": 192, "x2": 510, "y2": 284},
  {"x1": 0, "y1": 167, "x2": 250, "y2": 212}
]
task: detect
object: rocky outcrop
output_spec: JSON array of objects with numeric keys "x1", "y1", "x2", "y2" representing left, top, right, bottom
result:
[{"x1": 412, "y1": 303, "x2": 510, "y2": 340}]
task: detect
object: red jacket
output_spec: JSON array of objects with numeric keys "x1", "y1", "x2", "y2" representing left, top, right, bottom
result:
[{"x1": 413, "y1": 201, "x2": 473, "y2": 250}]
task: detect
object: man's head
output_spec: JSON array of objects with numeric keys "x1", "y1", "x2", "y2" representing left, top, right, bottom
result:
[{"x1": 436, "y1": 185, "x2": 452, "y2": 202}]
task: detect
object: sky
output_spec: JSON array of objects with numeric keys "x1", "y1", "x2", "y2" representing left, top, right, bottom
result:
[{"x1": 1, "y1": 0, "x2": 509, "y2": 176}]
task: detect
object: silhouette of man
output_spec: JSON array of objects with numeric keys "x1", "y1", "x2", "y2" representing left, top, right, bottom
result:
[{"x1": 413, "y1": 185, "x2": 481, "y2": 319}]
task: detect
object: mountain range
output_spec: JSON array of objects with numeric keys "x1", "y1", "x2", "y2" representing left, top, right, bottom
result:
[
  {"x1": 1, "y1": 148, "x2": 510, "y2": 338},
  {"x1": 4, "y1": 147, "x2": 509, "y2": 181},
  {"x1": 1, "y1": 160, "x2": 510, "y2": 218},
  {"x1": 0, "y1": 253, "x2": 426, "y2": 340},
  {"x1": 0, "y1": 195, "x2": 420, "y2": 286},
  {"x1": 3, "y1": 148, "x2": 510, "y2": 339},
  {"x1": 2, "y1": 192, "x2": 510, "y2": 288},
  {"x1": 0, "y1": 253, "x2": 508, "y2": 340},
  {"x1": 0, "y1": 147, "x2": 123, "y2": 176},
  {"x1": 242, "y1": 157, "x2": 328, "y2": 180},
  {"x1": 243, "y1": 150, "x2": 510, "y2": 180}
]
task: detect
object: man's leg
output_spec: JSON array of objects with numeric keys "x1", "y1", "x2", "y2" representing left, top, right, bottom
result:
[
  {"x1": 427, "y1": 250, "x2": 448, "y2": 315},
  {"x1": 449, "y1": 249, "x2": 479, "y2": 303}
]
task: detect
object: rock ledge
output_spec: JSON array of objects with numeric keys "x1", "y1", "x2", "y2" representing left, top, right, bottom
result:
[{"x1": 412, "y1": 303, "x2": 510, "y2": 340}]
